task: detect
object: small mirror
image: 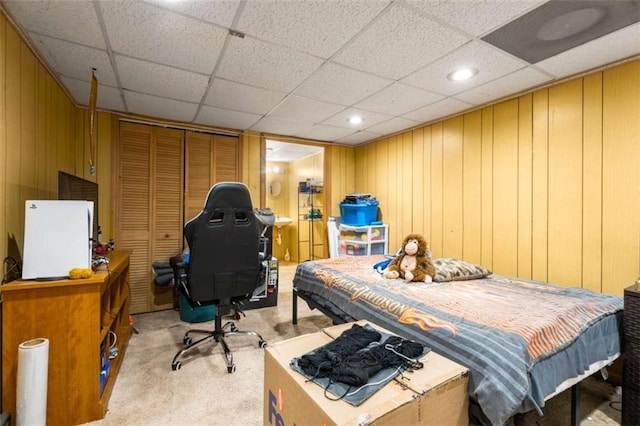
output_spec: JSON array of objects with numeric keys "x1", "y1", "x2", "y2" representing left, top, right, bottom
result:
[{"x1": 269, "y1": 179, "x2": 282, "y2": 198}]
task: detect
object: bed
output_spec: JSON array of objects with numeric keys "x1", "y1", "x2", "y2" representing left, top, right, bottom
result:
[{"x1": 291, "y1": 255, "x2": 623, "y2": 425}]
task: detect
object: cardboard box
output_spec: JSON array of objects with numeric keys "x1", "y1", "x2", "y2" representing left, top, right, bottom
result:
[{"x1": 264, "y1": 321, "x2": 468, "y2": 426}]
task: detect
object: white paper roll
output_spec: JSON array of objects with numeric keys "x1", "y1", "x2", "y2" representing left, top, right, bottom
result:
[{"x1": 16, "y1": 338, "x2": 49, "y2": 426}]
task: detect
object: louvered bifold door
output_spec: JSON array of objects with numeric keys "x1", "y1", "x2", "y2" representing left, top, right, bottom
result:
[
  {"x1": 117, "y1": 122, "x2": 185, "y2": 314},
  {"x1": 184, "y1": 132, "x2": 240, "y2": 223},
  {"x1": 212, "y1": 135, "x2": 240, "y2": 183},
  {"x1": 185, "y1": 132, "x2": 213, "y2": 222},
  {"x1": 117, "y1": 122, "x2": 152, "y2": 314},
  {"x1": 151, "y1": 128, "x2": 184, "y2": 311}
]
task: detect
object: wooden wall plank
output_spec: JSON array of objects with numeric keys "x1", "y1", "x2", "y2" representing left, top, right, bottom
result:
[
  {"x1": 602, "y1": 60, "x2": 640, "y2": 295},
  {"x1": 97, "y1": 111, "x2": 112, "y2": 240},
  {"x1": 492, "y1": 99, "x2": 519, "y2": 277},
  {"x1": 422, "y1": 126, "x2": 432, "y2": 246},
  {"x1": 35, "y1": 63, "x2": 46, "y2": 199},
  {"x1": 517, "y1": 94, "x2": 533, "y2": 279},
  {"x1": 548, "y1": 79, "x2": 583, "y2": 287},
  {"x1": 582, "y1": 72, "x2": 603, "y2": 293},
  {"x1": 376, "y1": 138, "x2": 389, "y2": 228},
  {"x1": 531, "y1": 90, "x2": 549, "y2": 282},
  {"x1": 411, "y1": 128, "x2": 425, "y2": 237},
  {"x1": 20, "y1": 43, "x2": 37, "y2": 205},
  {"x1": 6, "y1": 23, "x2": 21, "y2": 253},
  {"x1": 462, "y1": 110, "x2": 482, "y2": 264},
  {"x1": 240, "y1": 133, "x2": 261, "y2": 205},
  {"x1": 387, "y1": 136, "x2": 398, "y2": 247},
  {"x1": 45, "y1": 69, "x2": 56, "y2": 196},
  {"x1": 430, "y1": 123, "x2": 443, "y2": 258},
  {"x1": 480, "y1": 107, "x2": 494, "y2": 270},
  {"x1": 400, "y1": 133, "x2": 413, "y2": 239},
  {"x1": 0, "y1": 15, "x2": 6, "y2": 259},
  {"x1": 442, "y1": 117, "x2": 464, "y2": 259},
  {"x1": 354, "y1": 143, "x2": 365, "y2": 190}
]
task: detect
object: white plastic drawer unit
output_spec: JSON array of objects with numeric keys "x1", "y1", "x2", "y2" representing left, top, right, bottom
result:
[{"x1": 338, "y1": 224, "x2": 388, "y2": 256}]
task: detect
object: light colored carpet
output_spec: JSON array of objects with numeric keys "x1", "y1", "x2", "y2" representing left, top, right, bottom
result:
[{"x1": 87, "y1": 263, "x2": 622, "y2": 425}]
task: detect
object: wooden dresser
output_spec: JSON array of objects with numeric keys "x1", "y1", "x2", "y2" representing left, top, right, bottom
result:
[
  {"x1": 1, "y1": 251, "x2": 132, "y2": 425},
  {"x1": 623, "y1": 281, "x2": 640, "y2": 425}
]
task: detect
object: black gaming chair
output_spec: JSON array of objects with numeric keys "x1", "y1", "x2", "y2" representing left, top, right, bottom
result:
[{"x1": 170, "y1": 182, "x2": 268, "y2": 372}]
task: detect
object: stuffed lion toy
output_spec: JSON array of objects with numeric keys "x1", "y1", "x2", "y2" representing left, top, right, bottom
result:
[{"x1": 383, "y1": 233, "x2": 436, "y2": 283}]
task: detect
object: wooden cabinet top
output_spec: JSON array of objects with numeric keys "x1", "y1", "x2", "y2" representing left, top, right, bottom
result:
[{"x1": 1, "y1": 250, "x2": 131, "y2": 293}]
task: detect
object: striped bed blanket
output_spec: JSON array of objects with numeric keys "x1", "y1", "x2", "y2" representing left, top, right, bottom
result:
[{"x1": 293, "y1": 255, "x2": 623, "y2": 425}]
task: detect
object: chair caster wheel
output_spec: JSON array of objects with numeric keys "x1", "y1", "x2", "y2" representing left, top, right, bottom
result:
[
  {"x1": 230, "y1": 323, "x2": 238, "y2": 332},
  {"x1": 227, "y1": 365, "x2": 236, "y2": 373},
  {"x1": 259, "y1": 340, "x2": 267, "y2": 348},
  {"x1": 172, "y1": 361, "x2": 182, "y2": 371},
  {"x1": 183, "y1": 336, "x2": 192, "y2": 346}
]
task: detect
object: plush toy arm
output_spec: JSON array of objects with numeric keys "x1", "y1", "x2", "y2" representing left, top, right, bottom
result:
[{"x1": 383, "y1": 256, "x2": 402, "y2": 279}]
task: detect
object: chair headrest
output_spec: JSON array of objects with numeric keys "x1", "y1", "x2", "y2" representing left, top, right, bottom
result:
[{"x1": 203, "y1": 182, "x2": 253, "y2": 211}]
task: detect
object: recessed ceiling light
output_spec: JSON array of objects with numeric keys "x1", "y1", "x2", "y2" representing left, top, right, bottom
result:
[
  {"x1": 347, "y1": 116, "x2": 363, "y2": 125},
  {"x1": 447, "y1": 67, "x2": 479, "y2": 81}
]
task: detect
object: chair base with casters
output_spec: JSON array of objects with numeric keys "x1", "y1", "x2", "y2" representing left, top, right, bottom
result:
[{"x1": 171, "y1": 305, "x2": 267, "y2": 372}]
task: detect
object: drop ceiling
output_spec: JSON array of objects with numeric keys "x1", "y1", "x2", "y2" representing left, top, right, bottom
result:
[{"x1": 2, "y1": 0, "x2": 639, "y2": 147}]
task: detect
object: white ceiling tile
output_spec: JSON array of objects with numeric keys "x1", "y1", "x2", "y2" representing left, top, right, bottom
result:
[
  {"x1": 3, "y1": 0, "x2": 105, "y2": 49},
  {"x1": 455, "y1": 67, "x2": 553, "y2": 105},
  {"x1": 205, "y1": 79, "x2": 286, "y2": 115},
  {"x1": 365, "y1": 117, "x2": 421, "y2": 135},
  {"x1": 250, "y1": 117, "x2": 313, "y2": 136},
  {"x1": 6, "y1": 0, "x2": 637, "y2": 139},
  {"x1": 294, "y1": 125, "x2": 357, "y2": 142},
  {"x1": 266, "y1": 140, "x2": 323, "y2": 159},
  {"x1": 142, "y1": 0, "x2": 240, "y2": 27},
  {"x1": 401, "y1": 41, "x2": 526, "y2": 96},
  {"x1": 117, "y1": 56, "x2": 209, "y2": 103},
  {"x1": 406, "y1": 0, "x2": 547, "y2": 37},
  {"x1": 403, "y1": 98, "x2": 474, "y2": 123},
  {"x1": 336, "y1": 131, "x2": 381, "y2": 145},
  {"x1": 30, "y1": 34, "x2": 118, "y2": 87},
  {"x1": 195, "y1": 105, "x2": 261, "y2": 130},
  {"x1": 321, "y1": 107, "x2": 392, "y2": 130},
  {"x1": 332, "y1": 4, "x2": 469, "y2": 79},
  {"x1": 355, "y1": 82, "x2": 444, "y2": 116},
  {"x1": 294, "y1": 62, "x2": 392, "y2": 106},
  {"x1": 535, "y1": 22, "x2": 640, "y2": 79},
  {"x1": 266, "y1": 141, "x2": 323, "y2": 162},
  {"x1": 100, "y1": 1, "x2": 227, "y2": 74},
  {"x1": 124, "y1": 91, "x2": 198, "y2": 123},
  {"x1": 59, "y1": 76, "x2": 124, "y2": 112},
  {"x1": 216, "y1": 36, "x2": 324, "y2": 93},
  {"x1": 238, "y1": 0, "x2": 390, "y2": 58},
  {"x1": 270, "y1": 96, "x2": 345, "y2": 124}
]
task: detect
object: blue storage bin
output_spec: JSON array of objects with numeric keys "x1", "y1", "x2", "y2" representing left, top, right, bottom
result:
[
  {"x1": 339, "y1": 203, "x2": 378, "y2": 226},
  {"x1": 178, "y1": 291, "x2": 216, "y2": 323}
]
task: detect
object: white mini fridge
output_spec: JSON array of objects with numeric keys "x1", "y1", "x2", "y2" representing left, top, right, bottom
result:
[{"x1": 22, "y1": 200, "x2": 94, "y2": 280}]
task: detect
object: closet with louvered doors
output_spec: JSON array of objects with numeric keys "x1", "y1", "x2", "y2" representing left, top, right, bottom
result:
[
  {"x1": 114, "y1": 122, "x2": 241, "y2": 314},
  {"x1": 115, "y1": 121, "x2": 184, "y2": 314},
  {"x1": 184, "y1": 131, "x2": 240, "y2": 222}
]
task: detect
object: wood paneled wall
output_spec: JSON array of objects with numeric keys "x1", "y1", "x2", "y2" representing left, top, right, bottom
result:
[
  {"x1": 4, "y1": 7, "x2": 637, "y2": 296},
  {"x1": 240, "y1": 132, "x2": 263, "y2": 207},
  {"x1": 0, "y1": 13, "x2": 112, "y2": 262},
  {"x1": 355, "y1": 59, "x2": 640, "y2": 295},
  {"x1": 0, "y1": 9, "x2": 264, "y2": 268},
  {"x1": 325, "y1": 144, "x2": 356, "y2": 219}
]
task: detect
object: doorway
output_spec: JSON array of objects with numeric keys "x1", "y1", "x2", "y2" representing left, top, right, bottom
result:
[{"x1": 265, "y1": 139, "x2": 324, "y2": 263}]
